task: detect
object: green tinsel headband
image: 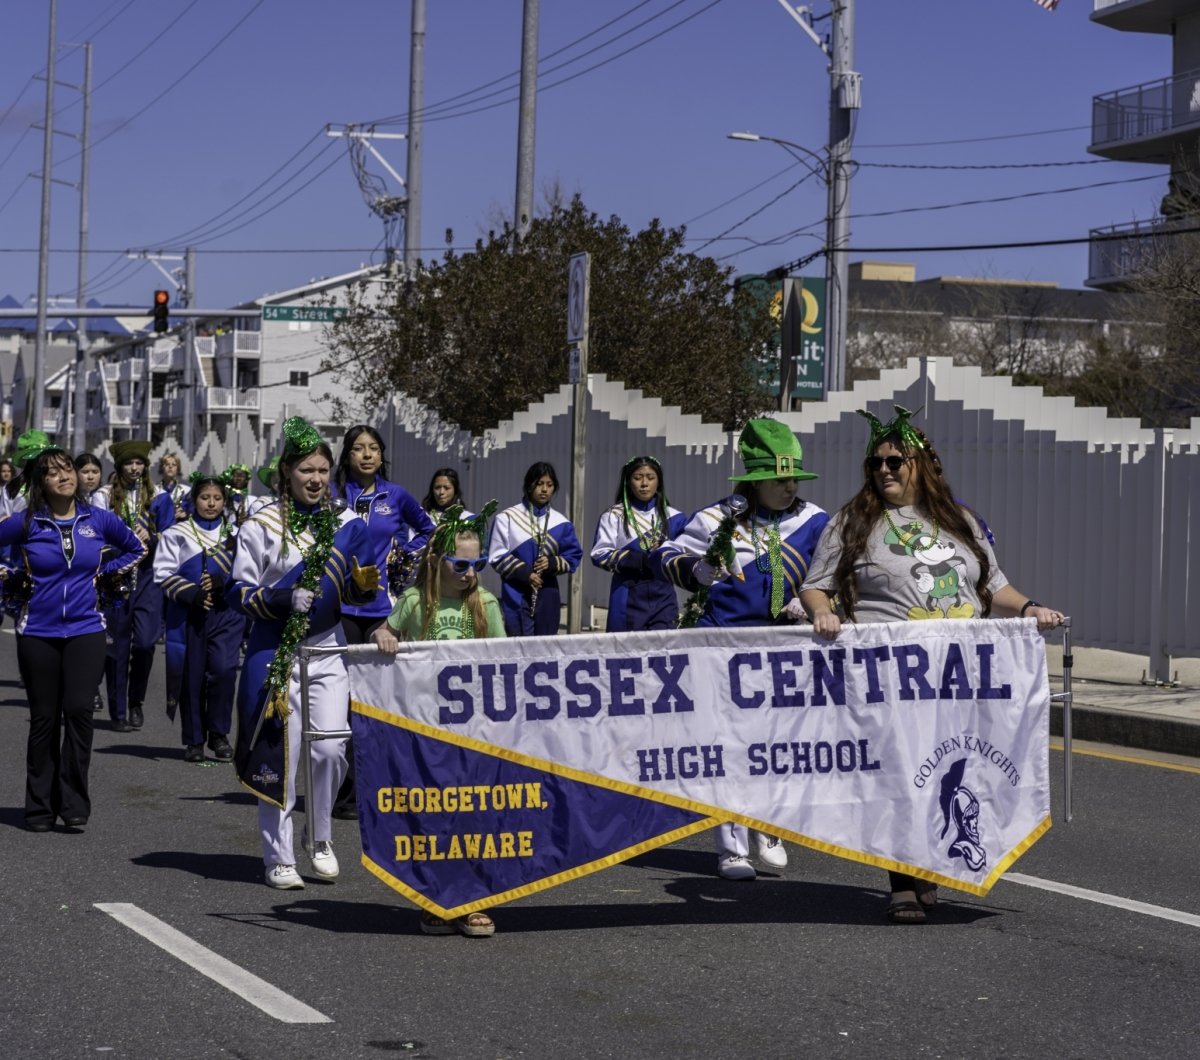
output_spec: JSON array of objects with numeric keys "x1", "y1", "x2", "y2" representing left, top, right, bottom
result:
[
  {"x1": 14, "y1": 429, "x2": 61, "y2": 466},
  {"x1": 857, "y1": 404, "x2": 926, "y2": 456},
  {"x1": 280, "y1": 417, "x2": 323, "y2": 462},
  {"x1": 430, "y1": 500, "x2": 499, "y2": 555}
]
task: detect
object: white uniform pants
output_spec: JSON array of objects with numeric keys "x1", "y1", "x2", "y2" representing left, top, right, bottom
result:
[
  {"x1": 258, "y1": 644, "x2": 349, "y2": 867},
  {"x1": 715, "y1": 822, "x2": 750, "y2": 857}
]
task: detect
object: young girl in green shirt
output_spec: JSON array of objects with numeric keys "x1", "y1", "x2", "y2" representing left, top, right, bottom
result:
[{"x1": 373, "y1": 502, "x2": 503, "y2": 936}]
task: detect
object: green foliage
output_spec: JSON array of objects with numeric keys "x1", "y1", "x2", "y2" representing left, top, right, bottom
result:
[{"x1": 326, "y1": 196, "x2": 775, "y2": 435}]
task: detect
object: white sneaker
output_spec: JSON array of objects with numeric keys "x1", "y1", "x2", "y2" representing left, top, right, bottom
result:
[
  {"x1": 753, "y1": 831, "x2": 788, "y2": 868},
  {"x1": 265, "y1": 863, "x2": 305, "y2": 890},
  {"x1": 308, "y1": 839, "x2": 340, "y2": 880},
  {"x1": 717, "y1": 854, "x2": 757, "y2": 881}
]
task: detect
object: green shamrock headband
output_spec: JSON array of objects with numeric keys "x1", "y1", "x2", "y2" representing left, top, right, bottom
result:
[
  {"x1": 857, "y1": 404, "x2": 926, "y2": 456},
  {"x1": 430, "y1": 500, "x2": 499, "y2": 556}
]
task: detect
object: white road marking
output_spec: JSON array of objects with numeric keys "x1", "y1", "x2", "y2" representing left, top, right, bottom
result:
[
  {"x1": 1004, "y1": 873, "x2": 1200, "y2": 928},
  {"x1": 95, "y1": 903, "x2": 332, "y2": 1023}
]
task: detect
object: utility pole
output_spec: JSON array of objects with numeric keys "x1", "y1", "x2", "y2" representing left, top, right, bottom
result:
[
  {"x1": 514, "y1": 0, "x2": 539, "y2": 242},
  {"x1": 566, "y1": 252, "x2": 589, "y2": 635},
  {"x1": 824, "y1": 0, "x2": 859, "y2": 394},
  {"x1": 182, "y1": 247, "x2": 196, "y2": 454},
  {"x1": 72, "y1": 41, "x2": 92, "y2": 454},
  {"x1": 404, "y1": 0, "x2": 425, "y2": 276},
  {"x1": 32, "y1": 0, "x2": 58, "y2": 437}
]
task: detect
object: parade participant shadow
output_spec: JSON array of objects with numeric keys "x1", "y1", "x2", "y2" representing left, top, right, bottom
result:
[
  {"x1": 0, "y1": 806, "x2": 29, "y2": 830},
  {"x1": 176, "y1": 791, "x2": 260, "y2": 807},
  {"x1": 94, "y1": 742, "x2": 190, "y2": 762},
  {"x1": 220, "y1": 900, "x2": 416, "y2": 936},
  {"x1": 133, "y1": 849, "x2": 264, "y2": 883},
  {"x1": 0, "y1": 697, "x2": 28, "y2": 707}
]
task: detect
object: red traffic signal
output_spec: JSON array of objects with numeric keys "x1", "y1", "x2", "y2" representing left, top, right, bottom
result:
[{"x1": 152, "y1": 289, "x2": 170, "y2": 333}]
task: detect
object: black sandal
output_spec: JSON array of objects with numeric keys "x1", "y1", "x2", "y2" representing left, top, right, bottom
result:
[{"x1": 886, "y1": 899, "x2": 927, "y2": 924}]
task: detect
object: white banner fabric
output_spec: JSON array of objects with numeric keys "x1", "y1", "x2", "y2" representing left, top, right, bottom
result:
[{"x1": 349, "y1": 619, "x2": 1052, "y2": 895}]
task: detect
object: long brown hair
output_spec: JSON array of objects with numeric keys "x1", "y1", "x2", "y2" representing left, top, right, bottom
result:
[
  {"x1": 415, "y1": 528, "x2": 495, "y2": 641},
  {"x1": 109, "y1": 457, "x2": 154, "y2": 526},
  {"x1": 832, "y1": 427, "x2": 993, "y2": 619}
]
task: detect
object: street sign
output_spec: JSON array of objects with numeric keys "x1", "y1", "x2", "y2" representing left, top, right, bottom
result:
[
  {"x1": 567, "y1": 253, "x2": 590, "y2": 344},
  {"x1": 261, "y1": 305, "x2": 348, "y2": 323}
]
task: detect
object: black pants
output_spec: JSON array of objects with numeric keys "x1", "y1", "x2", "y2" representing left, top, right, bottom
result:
[
  {"x1": 335, "y1": 614, "x2": 384, "y2": 814},
  {"x1": 17, "y1": 631, "x2": 107, "y2": 825}
]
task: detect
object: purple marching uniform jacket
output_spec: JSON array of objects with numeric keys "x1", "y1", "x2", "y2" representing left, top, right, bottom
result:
[
  {"x1": 0, "y1": 506, "x2": 144, "y2": 636},
  {"x1": 334, "y1": 477, "x2": 435, "y2": 619}
]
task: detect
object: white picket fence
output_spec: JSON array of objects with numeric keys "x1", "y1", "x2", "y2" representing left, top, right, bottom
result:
[{"x1": 376, "y1": 356, "x2": 1200, "y2": 680}]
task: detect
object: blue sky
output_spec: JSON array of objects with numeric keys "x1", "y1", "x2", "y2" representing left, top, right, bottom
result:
[{"x1": 0, "y1": 0, "x2": 1167, "y2": 312}]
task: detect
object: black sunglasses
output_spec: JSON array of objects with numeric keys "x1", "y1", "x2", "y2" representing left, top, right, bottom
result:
[
  {"x1": 867, "y1": 455, "x2": 907, "y2": 473},
  {"x1": 445, "y1": 556, "x2": 487, "y2": 574}
]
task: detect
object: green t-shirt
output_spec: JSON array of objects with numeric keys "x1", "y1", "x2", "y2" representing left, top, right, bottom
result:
[{"x1": 387, "y1": 586, "x2": 506, "y2": 641}]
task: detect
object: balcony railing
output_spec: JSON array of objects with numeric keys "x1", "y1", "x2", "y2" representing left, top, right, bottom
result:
[
  {"x1": 1086, "y1": 215, "x2": 1196, "y2": 288},
  {"x1": 216, "y1": 329, "x2": 261, "y2": 357},
  {"x1": 102, "y1": 362, "x2": 119, "y2": 382},
  {"x1": 110, "y1": 404, "x2": 132, "y2": 426},
  {"x1": 147, "y1": 348, "x2": 173, "y2": 372},
  {"x1": 195, "y1": 335, "x2": 215, "y2": 357},
  {"x1": 1092, "y1": 67, "x2": 1200, "y2": 154},
  {"x1": 198, "y1": 387, "x2": 261, "y2": 412}
]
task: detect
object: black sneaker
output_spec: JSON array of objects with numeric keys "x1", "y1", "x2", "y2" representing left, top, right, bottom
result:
[
  {"x1": 184, "y1": 744, "x2": 205, "y2": 763},
  {"x1": 111, "y1": 718, "x2": 132, "y2": 733},
  {"x1": 207, "y1": 734, "x2": 233, "y2": 761},
  {"x1": 129, "y1": 705, "x2": 144, "y2": 729}
]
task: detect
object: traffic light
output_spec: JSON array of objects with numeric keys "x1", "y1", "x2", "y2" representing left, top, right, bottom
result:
[{"x1": 152, "y1": 289, "x2": 170, "y2": 333}]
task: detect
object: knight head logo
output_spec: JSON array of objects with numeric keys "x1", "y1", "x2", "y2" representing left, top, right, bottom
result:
[{"x1": 939, "y1": 757, "x2": 986, "y2": 872}]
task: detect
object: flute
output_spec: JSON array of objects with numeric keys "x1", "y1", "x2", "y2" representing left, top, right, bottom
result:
[{"x1": 528, "y1": 536, "x2": 545, "y2": 619}]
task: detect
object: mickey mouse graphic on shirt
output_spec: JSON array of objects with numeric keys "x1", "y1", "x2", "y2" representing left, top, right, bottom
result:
[{"x1": 883, "y1": 514, "x2": 975, "y2": 620}]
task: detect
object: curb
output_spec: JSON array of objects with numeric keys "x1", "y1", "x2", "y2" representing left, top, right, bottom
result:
[{"x1": 1051, "y1": 702, "x2": 1200, "y2": 760}]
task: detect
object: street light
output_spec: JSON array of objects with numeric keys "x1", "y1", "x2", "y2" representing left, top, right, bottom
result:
[{"x1": 729, "y1": 128, "x2": 850, "y2": 397}]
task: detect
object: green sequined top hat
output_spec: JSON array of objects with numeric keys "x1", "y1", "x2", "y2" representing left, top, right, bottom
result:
[
  {"x1": 14, "y1": 429, "x2": 59, "y2": 466},
  {"x1": 110, "y1": 439, "x2": 152, "y2": 466},
  {"x1": 280, "y1": 417, "x2": 323, "y2": 462},
  {"x1": 729, "y1": 418, "x2": 818, "y2": 483},
  {"x1": 430, "y1": 501, "x2": 499, "y2": 556},
  {"x1": 257, "y1": 456, "x2": 280, "y2": 490},
  {"x1": 858, "y1": 404, "x2": 927, "y2": 456}
]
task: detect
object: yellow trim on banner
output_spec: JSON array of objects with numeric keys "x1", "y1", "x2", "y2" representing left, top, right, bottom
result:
[
  {"x1": 352, "y1": 699, "x2": 1051, "y2": 897},
  {"x1": 359, "y1": 816, "x2": 721, "y2": 920}
]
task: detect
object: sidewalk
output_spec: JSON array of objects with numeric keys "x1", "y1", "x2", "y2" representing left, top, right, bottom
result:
[{"x1": 1046, "y1": 643, "x2": 1200, "y2": 759}]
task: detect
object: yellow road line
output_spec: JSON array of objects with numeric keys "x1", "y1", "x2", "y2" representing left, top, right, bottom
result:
[{"x1": 1050, "y1": 740, "x2": 1200, "y2": 775}]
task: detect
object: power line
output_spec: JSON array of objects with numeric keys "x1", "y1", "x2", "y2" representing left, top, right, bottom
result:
[
  {"x1": 683, "y1": 160, "x2": 803, "y2": 225},
  {"x1": 55, "y1": 0, "x2": 268, "y2": 169},
  {"x1": 855, "y1": 124, "x2": 1093, "y2": 150},
  {"x1": 365, "y1": 0, "x2": 697, "y2": 127},
  {"x1": 857, "y1": 158, "x2": 1115, "y2": 171},
  {"x1": 374, "y1": 0, "x2": 729, "y2": 129},
  {"x1": 691, "y1": 171, "x2": 819, "y2": 254},
  {"x1": 145, "y1": 131, "x2": 333, "y2": 248}
]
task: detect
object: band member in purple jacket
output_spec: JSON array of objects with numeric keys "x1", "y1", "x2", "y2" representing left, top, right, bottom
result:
[
  {"x1": 330, "y1": 424, "x2": 434, "y2": 818},
  {"x1": 0, "y1": 440, "x2": 143, "y2": 831}
]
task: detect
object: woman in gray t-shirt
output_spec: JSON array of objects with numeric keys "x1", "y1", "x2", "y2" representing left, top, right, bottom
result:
[{"x1": 800, "y1": 406, "x2": 1064, "y2": 924}]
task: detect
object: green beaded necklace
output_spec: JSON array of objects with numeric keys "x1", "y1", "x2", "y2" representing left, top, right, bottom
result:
[
  {"x1": 750, "y1": 512, "x2": 786, "y2": 618},
  {"x1": 882, "y1": 506, "x2": 938, "y2": 546}
]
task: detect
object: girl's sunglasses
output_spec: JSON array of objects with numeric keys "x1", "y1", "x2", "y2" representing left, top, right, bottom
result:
[
  {"x1": 444, "y1": 556, "x2": 487, "y2": 574},
  {"x1": 867, "y1": 455, "x2": 907, "y2": 473}
]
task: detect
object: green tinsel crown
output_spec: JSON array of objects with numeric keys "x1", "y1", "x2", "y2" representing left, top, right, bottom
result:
[
  {"x1": 858, "y1": 404, "x2": 926, "y2": 456},
  {"x1": 281, "y1": 417, "x2": 323, "y2": 462}
]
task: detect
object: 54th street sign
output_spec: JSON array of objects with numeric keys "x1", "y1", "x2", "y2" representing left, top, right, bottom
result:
[{"x1": 261, "y1": 305, "x2": 348, "y2": 323}]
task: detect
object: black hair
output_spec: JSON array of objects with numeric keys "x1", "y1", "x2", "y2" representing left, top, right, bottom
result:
[
  {"x1": 22, "y1": 449, "x2": 80, "y2": 529},
  {"x1": 523, "y1": 462, "x2": 559, "y2": 503},
  {"x1": 335, "y1": 425, "x2": 389, "y2": 490},
  {"x1": 187, "y1": 475, "x2": 227, "y2": 507},
  {"x1": 422, "y1": 467, "x2": 464, "y2": 512},
  {"x1": 613, "y1": 456, "x2": 670, "y2": 532},
  {"x1": 73, "y1": 452, "x2": 102, "y2": 472}
]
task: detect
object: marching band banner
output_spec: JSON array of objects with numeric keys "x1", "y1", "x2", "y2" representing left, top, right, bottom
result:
[{"x1": 348, "y1": 620, "x2": 1051, "y2": 918}]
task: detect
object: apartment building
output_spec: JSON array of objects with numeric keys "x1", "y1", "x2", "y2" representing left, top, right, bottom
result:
[{"x1": 1087, "y1": 0, "x2": 1200, "y2": 288}]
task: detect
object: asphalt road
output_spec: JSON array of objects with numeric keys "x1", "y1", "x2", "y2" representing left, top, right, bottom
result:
[{"x1": 1, "y1": 628, "x2": 1198, "y2": 1060}]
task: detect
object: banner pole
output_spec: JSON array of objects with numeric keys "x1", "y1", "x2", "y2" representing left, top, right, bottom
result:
[
  {"x1": 1060, "y1": 617, "x2": 1073, "y2": 823},
  {"x1": 299, "y1": 649, "x2": 315, "y2": 860}
]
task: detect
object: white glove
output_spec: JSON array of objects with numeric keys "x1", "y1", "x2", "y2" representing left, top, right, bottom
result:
[
  {"x1": 291, "y1": 587, "x2": 315, "y2": 613},
  {"x1": 781, "y1": 598, "x2": 806, "y2": 622},
  {"x1": 694, "y1": 559, "x2": 729, "y2": 587}
]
